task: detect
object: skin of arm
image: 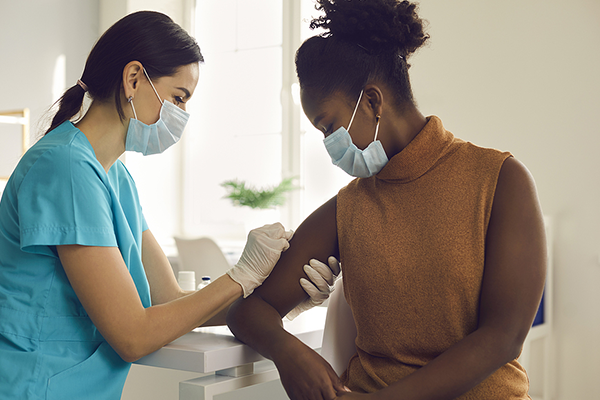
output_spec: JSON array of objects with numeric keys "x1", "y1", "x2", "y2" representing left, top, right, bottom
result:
[
  {"x1": 227, "y1": 195, "x2": 349, "y2": 399},
  {"x1": 139, "y1": 229, "x2": 230, "y2": 326},
  {"x1": 140, "y1": 229, "x2": 186, "y2": 305},
  {"x1": 57, "y1": 242, "x2": 243, "y2": 363}
]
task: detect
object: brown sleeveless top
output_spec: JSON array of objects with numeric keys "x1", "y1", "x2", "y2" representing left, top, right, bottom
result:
[{"x1": 337, "y1": 116, "x2": 530, "y2": 398}]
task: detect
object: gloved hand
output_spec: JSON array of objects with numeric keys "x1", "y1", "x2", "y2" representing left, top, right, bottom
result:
[
  {"x1": 227, "y1": 223, "x2": 294, "y2": 297},
  {"x1": 286, "y1": 256, "x2": 341, "y2": 320}
]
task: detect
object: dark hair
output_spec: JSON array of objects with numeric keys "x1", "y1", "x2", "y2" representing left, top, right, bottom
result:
[
  {"x1": 295, "y1": 0, "x2": 428, "y2": 107},
  {"x1": 45, "y1": 11, "x2": 203, "y2": 135}
]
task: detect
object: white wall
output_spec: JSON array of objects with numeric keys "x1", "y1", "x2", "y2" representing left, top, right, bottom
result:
[
  {"x1": 0, "y1": 0, "x2": 99, "y2": 136},
  {"x1": 409, "y1": 1, "x2": 600, "y2": 399}
]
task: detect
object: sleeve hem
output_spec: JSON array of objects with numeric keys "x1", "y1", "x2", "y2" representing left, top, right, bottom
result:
[{"x1": 21, "y1": 225, "x2": 117, "y2": 250}]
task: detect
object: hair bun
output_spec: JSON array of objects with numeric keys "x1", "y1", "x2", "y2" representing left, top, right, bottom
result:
[{"x1": 310, "y1": 0, "x2": 429, "y2": 56}]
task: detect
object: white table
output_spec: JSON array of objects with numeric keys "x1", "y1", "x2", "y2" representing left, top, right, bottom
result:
[{"x1": 135, "y1": 307, "x2": 327, "y2": 400}]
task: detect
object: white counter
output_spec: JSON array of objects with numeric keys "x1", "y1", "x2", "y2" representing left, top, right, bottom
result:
[{"x1": 134, "y1": 307, "x2": 327, "y2": 399}]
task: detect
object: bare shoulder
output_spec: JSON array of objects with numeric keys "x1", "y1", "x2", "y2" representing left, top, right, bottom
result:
[
  {"x1": 497, "y1": 156, "x2": 537, "y2": 191},
  {"x1": 489, "y1": 155, "x2": 544, "y2": 232}
]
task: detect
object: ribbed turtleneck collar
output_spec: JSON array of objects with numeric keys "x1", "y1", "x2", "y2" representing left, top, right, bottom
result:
[{"x1": 375, "y1": 115, "x2": 456, "y2": 183}]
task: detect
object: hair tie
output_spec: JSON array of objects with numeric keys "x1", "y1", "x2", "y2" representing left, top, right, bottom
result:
[{"x1": 77, "y1": 79, "x2": 89, "y2": 92}]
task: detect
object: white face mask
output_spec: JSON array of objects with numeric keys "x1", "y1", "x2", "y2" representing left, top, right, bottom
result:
[
  {"x1": 125, "y1": 68, "x2": 190, "y2": 156},
  {"x1": 323, "y1": 90, "x2": 389, "y2": 178}
]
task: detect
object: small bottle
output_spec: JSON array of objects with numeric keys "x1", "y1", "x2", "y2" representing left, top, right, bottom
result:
[
  {"x1": 178, "y1": 271, "x2": 196, "y2": 291},
  {"x1": 197, "y1": 276, "x2": 211, "y2": 290}
]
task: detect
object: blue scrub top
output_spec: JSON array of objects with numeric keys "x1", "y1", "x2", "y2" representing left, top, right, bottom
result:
[{"x1": 0, "y1": 121, "x2": 151, "y2": 399}]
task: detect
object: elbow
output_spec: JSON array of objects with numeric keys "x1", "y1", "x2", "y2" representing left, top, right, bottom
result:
[
  {"x1": 509, "y1": 327, "x2": 531, "y2": 362},
  {"x1": 480, "y1": 326, "x2": 529, "y2": 365},
  {"x1": 115, "y1": 343, "x2": 145, "y2": 363},
  {"x1": 120, "y1": 353, "x2": 139, "y2": 364},
  {"x1": 505, "y1": 322, "x2": 534, "y2": 362},
  {"x1": 505, "y1": 338, "x2": 525, "y2": 363},
  {"x1": 110, "y1": 336, "x2": 152, "y2": 363}
]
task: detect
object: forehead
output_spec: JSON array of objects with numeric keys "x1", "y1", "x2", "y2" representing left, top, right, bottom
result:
[
  {"x1": 300, "y1": 88, "x2": 349, "y2": 120},
  {"x1": 156, "y1": 63, "x2": 199, "y2": 92}
]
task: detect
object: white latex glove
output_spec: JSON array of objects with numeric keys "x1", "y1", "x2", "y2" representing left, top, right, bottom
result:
[
  {"x1": 286, "y1": 256, "x2": 341, "y2": 320},
  {"x1": 227, "y1": 223, "x2": 294, "y2": 298}
]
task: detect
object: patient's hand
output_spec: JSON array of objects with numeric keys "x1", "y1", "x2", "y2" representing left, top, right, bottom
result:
[
  {"x1": 286, "y1": 256, "x2": 341, "y2": 320},
  {"x1": 272, "y1": 337, "x2": 349, "y2": 400}
]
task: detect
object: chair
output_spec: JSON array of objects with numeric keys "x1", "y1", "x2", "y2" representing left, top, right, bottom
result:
[
  {"x1": 321, "y1": 277, "x2": 358, "y2": 376},
  {"x1": 173, "y1": 236, "x2": 231, "y2": 282}
]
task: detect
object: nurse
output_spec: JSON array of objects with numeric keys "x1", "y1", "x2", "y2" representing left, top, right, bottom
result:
[{"x1": 0, "y1": 11, "x2": 337, "y2": 399}]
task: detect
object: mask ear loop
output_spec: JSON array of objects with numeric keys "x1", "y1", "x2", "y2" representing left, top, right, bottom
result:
[
  {"x1": 374, "y1": 114, "x2": 381, "y2": 141},
  {"x1": 143, "y1": 67, "x2": 164, "y2": 104},
  {"x1": 347, "y1": 90, "x2": 364, "y2": 131},
  {"x1": 128, "y1": 96, "x2": 138, "y2": 119}
]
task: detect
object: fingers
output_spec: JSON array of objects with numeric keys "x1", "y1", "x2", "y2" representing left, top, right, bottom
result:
[
  {"x1": 300, "y1": 277, "x2": 328, "y2": 303},
  {"x1": 276, "y1": 236, "x2": 291, "y2": 252},
  {"x1": 250, "y1": 223, "x2": 293, "y2": 251},
  {"x1": 327, "y1": 369, "x2": 351, "y2": 396},
  {"x1": 233, "y1": 222, "x2": 293, "y2": 297},
  {"x1": 284, "y1": 228, "x2": 294, "y2": 241},
  {"x1": 304, "y1": 263, "x2": 333, "y2": 290},
  {"x1": 308, "y1": 259, "x2": 335, "y2": 286},
  {"x1": 327, "y1": 256, "x2": 341, "y2": 276},
  {"x1": 249, "y1": 222, "x2": 285, "y2": 238}
]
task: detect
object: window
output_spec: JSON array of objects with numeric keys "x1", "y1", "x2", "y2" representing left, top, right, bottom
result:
[
  {"x1": 184, "y1": 0, "x2": 285, "y2": 241},
  {"x1": 182, "y1": 0, "x2": 351, "y2": 243},
  {"x1": 128, "y1": 0, "x2": 352, "y2": 250}
]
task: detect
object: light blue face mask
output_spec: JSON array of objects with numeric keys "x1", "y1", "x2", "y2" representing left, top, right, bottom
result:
[
  {"x1": 323, "y1": 90, "x2": 389, "y2": 178},
  {"x1": 125, "y1": 68, "x2": 190, "y2": 156}
]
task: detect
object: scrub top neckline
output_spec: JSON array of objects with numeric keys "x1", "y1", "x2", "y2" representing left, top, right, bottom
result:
[{"x1": 64, "y1": 120, "x2": 117, "y2": 176}]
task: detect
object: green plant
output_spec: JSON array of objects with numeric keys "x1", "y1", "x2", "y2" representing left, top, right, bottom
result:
[{"x1": 221, "y1": 177, "x2": 299, "y2": 209}]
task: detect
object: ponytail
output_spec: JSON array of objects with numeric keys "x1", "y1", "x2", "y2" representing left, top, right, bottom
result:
[{"x1": 44, "y1": 84, "x2": 87, "y2": 135}]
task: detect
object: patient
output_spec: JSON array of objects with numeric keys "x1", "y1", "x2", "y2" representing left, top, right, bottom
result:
[{"x1": 226, "y1": 1, "x2": 547, "y2": 399}]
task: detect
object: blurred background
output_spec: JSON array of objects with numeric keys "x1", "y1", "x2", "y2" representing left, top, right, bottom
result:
[{"x1": 1, "y1": 0, "x2": 598, "y2": 399}]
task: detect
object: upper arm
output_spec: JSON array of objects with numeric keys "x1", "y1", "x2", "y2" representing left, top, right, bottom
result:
[
  {"x1": 251, "y1": 195, "x2": 339, "y2": 317},
  {"x1": 57, "y1": 245, "x2": 147, "y2": 355},
  {"x1": 479, "y1": 157, "x2": 547, "y2": 347}
]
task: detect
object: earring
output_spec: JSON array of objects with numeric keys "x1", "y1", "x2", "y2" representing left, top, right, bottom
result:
[
  {"x1": 374, "y1": 114, "x2": 381, "y2": 141},
  {"x1": 128, "y1": 96, "x2": 137, "y2": 119}
]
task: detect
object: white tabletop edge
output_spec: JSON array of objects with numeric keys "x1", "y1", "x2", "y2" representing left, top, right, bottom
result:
[{"x1": 135, "y1": 307, "x2": 327, "y2": 373}]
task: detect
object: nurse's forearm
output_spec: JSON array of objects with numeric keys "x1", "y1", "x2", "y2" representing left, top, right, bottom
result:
[
  {"x1": 141, "y1": 229, "x2": 187, "y2": 305},
  {"x1": 130, "y1": 274, "x2": 242, "y2": 361},
  {"x1": 198, "y1": 304, "x2": 230, "y2": 326},
  {"x1": 58, "y1": 244, "x2": 243, "y2": 363}
]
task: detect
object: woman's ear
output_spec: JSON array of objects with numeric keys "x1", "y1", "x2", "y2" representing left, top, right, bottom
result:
[
  {"x1": 122, "y1": 61, "x2": 143, "y2": 99},
  {"x1": 363, "y1": 84, "x2": 384, "y2": 119}
]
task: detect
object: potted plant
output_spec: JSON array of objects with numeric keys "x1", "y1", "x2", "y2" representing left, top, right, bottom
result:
[{"x1": 221, "y1": 177, "x2": 299, "y2": 232}]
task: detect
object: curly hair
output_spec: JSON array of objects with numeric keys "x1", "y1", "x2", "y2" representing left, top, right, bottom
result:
[{"x1": 296, "y1": 0, "x2": 429, "y2": 106}]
